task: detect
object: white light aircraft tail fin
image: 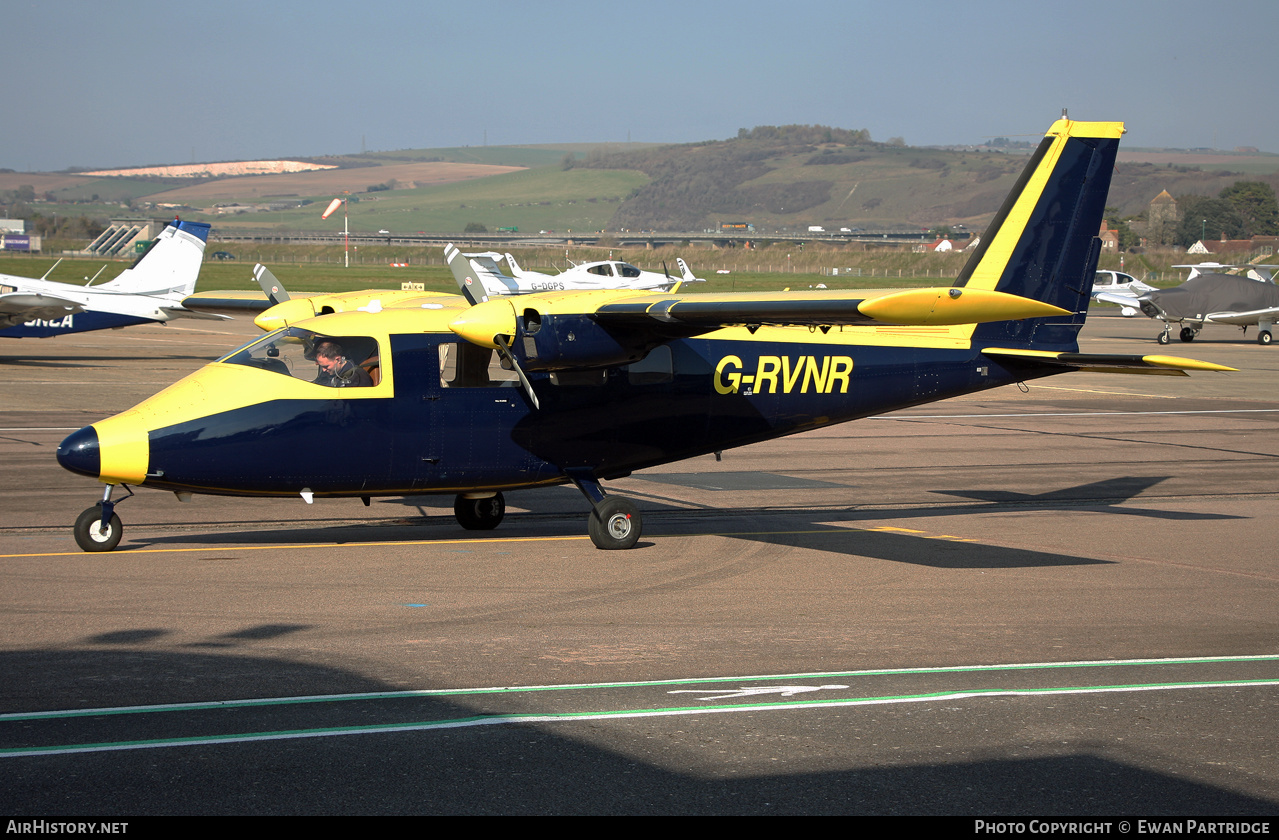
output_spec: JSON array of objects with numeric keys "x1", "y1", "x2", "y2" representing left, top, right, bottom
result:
[
  {"x1": 98, "y1": 221, "x2": 210, "y2": 299},
  {"x1": 677, "y1": 258, "x2": 705, "y2": 283}
]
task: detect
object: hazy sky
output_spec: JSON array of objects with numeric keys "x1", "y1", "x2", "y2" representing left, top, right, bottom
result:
[{"x1": 7, "y1": 0, "x2": 1276, "y2": 171}]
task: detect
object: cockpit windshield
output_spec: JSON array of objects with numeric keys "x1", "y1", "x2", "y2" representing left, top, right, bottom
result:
[{"x1": 219, "y1": 327, "x2": 381, "y2": 387}]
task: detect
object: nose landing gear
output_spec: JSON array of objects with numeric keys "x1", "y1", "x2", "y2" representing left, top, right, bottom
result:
[{"x1": 73, "y1": 484, "x2": 132, "y2": 552}]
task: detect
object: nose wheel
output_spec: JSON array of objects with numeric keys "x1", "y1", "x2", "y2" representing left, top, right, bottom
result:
[
  {"x1": 74, "y1": 504, "x2": 122, "y2": 552},
  {"x1": 72, "y1": 484, "x2": 132, "y2": 552}
]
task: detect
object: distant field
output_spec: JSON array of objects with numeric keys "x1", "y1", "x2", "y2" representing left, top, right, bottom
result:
[
  {"x1": 208, "y1": 167, "x2": 650, "y2": 233},
  {"x1": 146, "y1": 162, "x2": 524, "y2": 203}
]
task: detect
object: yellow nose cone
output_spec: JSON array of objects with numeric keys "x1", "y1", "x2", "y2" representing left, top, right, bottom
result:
[
  {"x1": 93, "y1": 410, "x2": 150, "y2": 485},
  {"x1": 448, "y1": 298, "x2": 517, "y2": 349},
  {"x1": 255, "y1": 298, "x2": 317, "y2": 332}
]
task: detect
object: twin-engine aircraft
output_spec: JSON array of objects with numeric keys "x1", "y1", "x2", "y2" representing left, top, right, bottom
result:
[
  {"x1": 455, "y1": 248, "x2": 702, "y2": 302},
  {"x1": 1, "y1": 220, "x2": 223, "y2": 338},
  {"x1": 56, "y1": 118, "x2": 1232, "y2": 552},
  {"x1": 1095, "y1": 262, "x2": 1279, "y2": 345}
]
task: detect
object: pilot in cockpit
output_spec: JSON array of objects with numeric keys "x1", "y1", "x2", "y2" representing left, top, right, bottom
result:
[{"x1": 312, "y1": 340, "x2": 373, "y2": 388}]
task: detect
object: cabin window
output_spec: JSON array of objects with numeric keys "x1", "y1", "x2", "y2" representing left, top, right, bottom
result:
[
  {"x1": 438, "y1": 341, "x2": 519, "y2": 388},
  {"x1": 586, "y1": 264, "x2": 614, "y2": 277},
  {"x1": 219, "y1": 327, "x2": 381, "y2": 387}
]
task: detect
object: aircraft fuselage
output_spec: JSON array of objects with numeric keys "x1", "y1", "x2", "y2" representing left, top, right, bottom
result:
[{"x1": 56, "y1": 316, "x2": 1039, "y2": 499}]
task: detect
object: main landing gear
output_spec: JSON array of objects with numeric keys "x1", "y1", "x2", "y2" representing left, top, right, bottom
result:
[
  {"x1": 453, "y1": 493, "x2": 506, "y2": 530},
  {"x1": 1158, "y1": 325, "x2": 1200, "y2": 344},
  {"x1": 569, "y1": 470, "x2": 643, "y2": 550},
  {"x1": 452, "y1": 475, "x2": 643, "y2": 549},
  {"x1": 586, "y1": 496, "x2": 642, "y2": 550},
  {"x1": 73, "y1": 484, "x2": 132, "y2": 552}
]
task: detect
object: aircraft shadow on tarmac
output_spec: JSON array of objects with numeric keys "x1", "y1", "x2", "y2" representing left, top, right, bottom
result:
[
  {"x1": 121, "y1": 472, "x2": 1240, "y2": 569},
  {"x1": 2, "y1": 646, "x2": 1275, "y2": 815},
  {"x1": 928, "y1": 475, "x2": 1242, "y2": 522}
]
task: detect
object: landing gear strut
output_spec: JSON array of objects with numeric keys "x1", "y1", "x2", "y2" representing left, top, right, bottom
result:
[
  {"x1": 73, "y1": 484, "x2": 131, "y2": 552},
  {"x1": 454, "y1": 492, "x2": 505, "y2": 530}
]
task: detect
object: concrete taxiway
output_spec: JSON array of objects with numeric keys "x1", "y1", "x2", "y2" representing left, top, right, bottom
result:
[{"x1": 0, "y1": 312, "x2": 1276, "y2": 815}]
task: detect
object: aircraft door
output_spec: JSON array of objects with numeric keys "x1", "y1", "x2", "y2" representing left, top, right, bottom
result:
[{"x1": 389, "y1": 335, "x2": 535, "y2": 489}]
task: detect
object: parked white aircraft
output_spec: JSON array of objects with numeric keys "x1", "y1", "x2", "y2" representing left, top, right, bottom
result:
[
  {"x1": 1095, "y1": 262, "x2": 1279, "y2": 345},
  {"x1": 449, "y1": 246, "x2": 703, "y2": 303},
  {"x1": 1090, "y1": 269, "x2": 1155, "y2": 316},
  {"x1": 0, "y1": 220, "x2": 223, "y2": 338}
]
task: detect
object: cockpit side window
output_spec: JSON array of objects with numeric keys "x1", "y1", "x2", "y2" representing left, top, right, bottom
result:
[
  {"x1": 220, "y1": 328, "x2": 381, "y2": 388},
  {"x1": 438, "y1": 341, "x2": 519, "y2": 388},
  {"x1": 617, "y1": 263, "x2": 642, "y2": 278}
]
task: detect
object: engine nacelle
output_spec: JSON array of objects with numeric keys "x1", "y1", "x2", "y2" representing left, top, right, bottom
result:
[{"x1": 514, "y1": 309, "x2": 659, "y2": 371}]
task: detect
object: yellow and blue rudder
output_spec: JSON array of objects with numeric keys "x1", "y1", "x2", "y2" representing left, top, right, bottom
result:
[{"x1": 957, "y1": 118, "x2": 1124, "y2": 351}]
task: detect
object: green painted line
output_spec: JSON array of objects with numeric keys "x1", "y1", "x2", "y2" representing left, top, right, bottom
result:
[
  {"x1": 3, "y1": 654, "x2": 1276, "y2": 722},
  {"x1": 3, "y1": 677, "x2": 1277, "y2": 758}
]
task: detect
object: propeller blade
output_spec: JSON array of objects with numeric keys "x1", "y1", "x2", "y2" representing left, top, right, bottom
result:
[
  {"x1": 253, "y1": 264, "x2": 291, "y2": 305},
  {"x1": 494, "y1": 335, "x2": 541, "y2": 409}
]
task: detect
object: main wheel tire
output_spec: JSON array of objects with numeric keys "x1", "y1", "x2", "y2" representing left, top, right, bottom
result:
[
  {"x1": 587, "y1": 497, "x2": 642, "y2": 550},
  {"x1": 1260, "y1": 330, "x2": 1273, "y2": 346},
  {"x1": 1179, "y1": 327, "x2": 1196, "y2": 342},
  {"x1": 454, "y1": 493, "x2": 505, "y2": 530},
  {"x1": 1157, "y1": 332, "x2": 1170, "y2": 345},
  {"x1": 74, "y1": 506, "x2": 122, "y2": 552}
]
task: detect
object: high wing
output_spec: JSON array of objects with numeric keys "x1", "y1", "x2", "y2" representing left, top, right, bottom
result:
[
  {"x1": 447, "y1": 286, "x2": 1074, "y2": 352},
  {"x1": 591, "y1": 287, "x2": 1071, "y2": 329},
  {"x1": 0, "y1": 291, "x2": 84, "y2": 328}
]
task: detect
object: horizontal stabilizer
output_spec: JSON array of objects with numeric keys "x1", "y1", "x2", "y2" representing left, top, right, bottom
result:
[
  {"x1": 983, "y1": 347, "x2": 1235, "y2": 376},
  {"x1": 159, "y1": 306, "x2": 232, "y2": 322},
  {"x1": 181, "y1": 291, "x2": 275, "y2": 314}
]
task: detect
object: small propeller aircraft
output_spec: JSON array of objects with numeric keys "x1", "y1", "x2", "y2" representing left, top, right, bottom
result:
[
  {"x1": 456, "y1": 249, "x2": 702, "y2": 301},
  {"x1": 56, "y1": 117, "x2": 1233, "y2": 553},
  {"x1": 1094, "y1": 262, "x2": 1279, "y2": 345},
  {"x1": 1090, "y1": 269, "x2": 1154, "y2": 316},
  {"x1": 0, "y1": 220, "x2": 223, "y2": 338}
]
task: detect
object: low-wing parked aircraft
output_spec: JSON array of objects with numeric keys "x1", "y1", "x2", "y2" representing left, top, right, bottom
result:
[
  {"x1": 456, "y1": 249, "x2": 701, "y2": 301},
  {"x1": 0, "y1": 220, "x2": 223, "y2": 338},
  {"x1": 1095, "y1": 262, "x2": 1279, "y2": 344},
  {"x1": 56, "y1": 117, "x2": 1232, "y2": 553},
  {"x1": 1090, "y1": 269, "x2": 1154, "y2": 316}
]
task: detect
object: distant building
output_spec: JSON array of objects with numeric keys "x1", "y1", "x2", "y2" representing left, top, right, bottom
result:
[
  {"x1": 1146, "y1": 190, "x2": 1180, "y2": 246},
  {"x1": 1099, "y1": 220, "x2": 1119, "y2": 252},
  {"x1": 1188, "y1": 234, "x2": 1277, "y2": 257}
]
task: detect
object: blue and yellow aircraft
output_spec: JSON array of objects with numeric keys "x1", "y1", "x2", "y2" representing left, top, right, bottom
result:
[{"x1": 56, "y1": 118, "x2": 1232, "y2": 552}]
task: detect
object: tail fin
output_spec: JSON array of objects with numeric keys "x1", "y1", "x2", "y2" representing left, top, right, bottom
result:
[
  {"x1": 446, "y1": 243, "x2": 518, "y2": 304},
  {"x1": 100, "y1": 220, "x2": 210, "y2": 298},
  {"x1": 504, "y1": 253, "x2": 526, "y2": 278},
  {"x1": 959, "y1": 118, "x2": 1123, "y2": 350},
  {"x1": 676, "y1": 257, "x2": 704, "y2": 283}
]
